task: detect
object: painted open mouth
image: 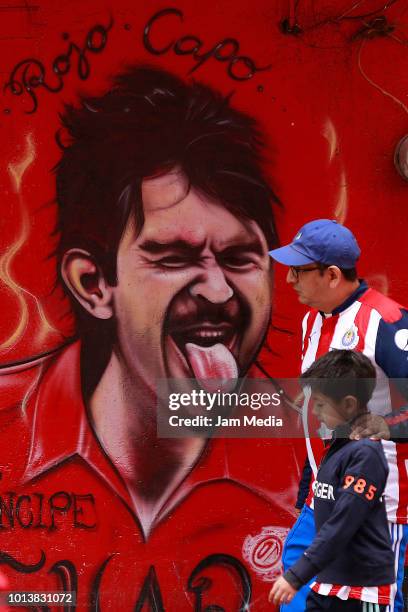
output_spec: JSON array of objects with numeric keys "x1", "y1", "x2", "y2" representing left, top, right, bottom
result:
[
  {"x1": 170, "y1": 322, "x2": 236, "y2": 352},
  {"x1": 166, "y1": 319, "x2": 243, "y2": 392}
]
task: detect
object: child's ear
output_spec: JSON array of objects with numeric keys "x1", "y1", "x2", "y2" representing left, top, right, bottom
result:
[{"x1": 341, "y1": 395, "x2": 359, "y2": 419}]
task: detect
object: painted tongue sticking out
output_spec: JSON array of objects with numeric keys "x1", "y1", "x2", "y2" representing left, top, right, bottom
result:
[{"x1": 185, "y1": 342, "x2": 238, "y2": 392}]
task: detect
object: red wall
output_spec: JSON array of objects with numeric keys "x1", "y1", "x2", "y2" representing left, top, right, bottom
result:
[
  {"x1": 2, "y1": 0, "x2": 408, "y2": 369},
  {"x1": 0, "y1": 1, "x2": 407, "y2": 609}
]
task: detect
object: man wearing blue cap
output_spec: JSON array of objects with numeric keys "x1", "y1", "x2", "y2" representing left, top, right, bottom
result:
[
  {"x1": 270, "y1": 219, "x2": 408, "y2": 612},
  {"x1": 272, "y1": 219, "x2": 361, "y2": 312}
]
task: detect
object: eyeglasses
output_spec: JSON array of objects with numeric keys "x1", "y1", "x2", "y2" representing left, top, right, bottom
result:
[{"x1": 289, "y1": 266, "x2": 325, "y2": 281}]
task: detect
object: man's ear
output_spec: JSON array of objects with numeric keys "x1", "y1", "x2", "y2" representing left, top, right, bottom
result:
[
  {"x1": 61, "y1": 249, "x2": 114, "y2": 320},
  {"x1": 327, "y1": 265, "x2": 342, "y2": 289}
]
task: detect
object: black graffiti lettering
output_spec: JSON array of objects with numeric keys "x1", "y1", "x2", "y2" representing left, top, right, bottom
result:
[
  {"x1": 87, "y1": 24, "x2": 110, "y2": 53},
  {"x1": 143, "y1": 8, "x2": 183, "y2": 55},
  {"x1": 49, "y1": 559, "x2": 78, "y2": 612},
  {"x1": 214, "y1": 38, "x2": 240, "y2": 61},
  {"x1": 0, "y1": 551, "x2": 253, "y2": 609},
  {"x1": 188, "y1": 38, "x2": 237, "y2": 74},
  {"x1": 15, "y1": 495, "x2": 34, "y2": 528},
  {"x1": 4, "y1": 19, "x2": 113, "y2": 114},
  {"x1": 134, "y1": 566, "x2": 165, "y2": 612},
  {"x1": 73, "y1": 494, "x2": 96, "y2": 529},
  {"x1": 188, "y1": 553, "x2": 252, "y2": 612},
  {"x1": 90, "y1": 554, "x2": 115, "y2": 612},
  {"x1": 229, "y1": 56, "x2": 259, "y2": 81},
  {"x1": 33, "y1": 493, "x2": 48, "y2": 529},
  {"x1": 0, "y1": 492, "x2": 14, "y2": 528},
  {"x1": 174, "y1": 35, "x2": 202, "y2": 56},
  {"x1": 49, "y1": 491, "x2": 72, "y2": 530},
  {"x1": 53, "y1": 54, "x2": 71, "y2": 76},
  {"x1": 143, "y1": 7, "x2": 271, "y2": 81},
  {"x1": 188, "y1": 575, "x2": 215, "y2": 612},
  {"x1": 0, "y1": 552, "x2": 74, "y2": 611},
  {"x1": 0, "y1": 491, "x2": 97, "y2": 530},
  {"x1": 4, "y1": 58, "x2": 60, "y2": 114},
  {"x1": 63, "y1": 41, "x2": 90, "y2": 81},
  {"x1": 0, "y1": 549, "x2": 46, "y2": 573}
]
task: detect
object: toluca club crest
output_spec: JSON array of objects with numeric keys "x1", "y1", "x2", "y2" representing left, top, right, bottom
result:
[{"x1": 242, "y1": 526, "x2": 289, "y2": 582}]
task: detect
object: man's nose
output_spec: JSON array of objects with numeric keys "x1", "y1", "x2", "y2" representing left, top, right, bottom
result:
[
  {"x1": 189, "y1": 262, "x2": 234, "y2": 304},
  {"x1": 286, "y1": 268, "x2": 296, "y2": 284}
]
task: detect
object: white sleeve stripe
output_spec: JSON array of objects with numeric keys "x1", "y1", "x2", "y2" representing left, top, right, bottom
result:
[
  {"x1": 301, "y1": 386, "x2": 318, "y2": 478},
  {"x1": 302, "y1": 312, "x2": 310, "y2": 348}
]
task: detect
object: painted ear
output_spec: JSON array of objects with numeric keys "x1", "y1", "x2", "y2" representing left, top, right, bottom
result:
[{"x1": 61, "y1": 249, "x2": 114, "y2": 320}]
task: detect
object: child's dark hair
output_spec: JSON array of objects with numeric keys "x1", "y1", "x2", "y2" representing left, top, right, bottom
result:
[{"x1": 301, "y1": 350, "x2": 376, "y2": 408}]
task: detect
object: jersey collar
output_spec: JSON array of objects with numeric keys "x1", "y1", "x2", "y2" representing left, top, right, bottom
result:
[
  {"x1": 321, "y1": 279, "x2": 368, "y2": 318},
  {"x1": 20, "y1": 341, "x2": 282, "y2": 538}
]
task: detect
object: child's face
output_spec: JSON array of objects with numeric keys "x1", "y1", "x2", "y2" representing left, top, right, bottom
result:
[{"x1": 311, "y1": 391, "x2": 348, "y2": 430}]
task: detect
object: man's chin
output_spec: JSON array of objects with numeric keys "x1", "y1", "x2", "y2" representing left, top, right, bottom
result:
[{"x1": 297, "y1": 294, "x2": 312, "y2": 306}]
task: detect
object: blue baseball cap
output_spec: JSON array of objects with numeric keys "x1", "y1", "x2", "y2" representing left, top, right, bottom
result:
[{"x1": 269, "y1": 219, "x2": 360, "y2": 268}]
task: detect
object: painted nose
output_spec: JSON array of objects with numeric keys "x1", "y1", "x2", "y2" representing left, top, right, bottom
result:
[{"x1": 189, "y1": 263, "x2": 234, "y2": 304}]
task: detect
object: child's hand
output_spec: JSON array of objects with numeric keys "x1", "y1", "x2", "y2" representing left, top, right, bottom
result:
[{"x1": 268, "y1": 576, "x2": 297, "y2": 606}]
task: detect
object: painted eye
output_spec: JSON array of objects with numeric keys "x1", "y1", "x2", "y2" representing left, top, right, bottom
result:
[
  {"x1": 221, "y1": 256, "x2": 254, "y2": 269},
  {"x1": 157, "y1": 256, "x2": 192, "y2": 268}
]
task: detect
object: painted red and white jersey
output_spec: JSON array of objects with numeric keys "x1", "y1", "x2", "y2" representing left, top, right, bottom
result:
[
  {"x1": 301, "y1": 283, "x2": 408, "y2": 523},
  {"x1": 311, "y1": 581, "x2": 395, "y2": 605}
]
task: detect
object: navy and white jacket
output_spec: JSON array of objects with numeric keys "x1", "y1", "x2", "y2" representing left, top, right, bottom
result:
[{"x1": 285, "y1": 433, "x2": 395, "y2": 588}]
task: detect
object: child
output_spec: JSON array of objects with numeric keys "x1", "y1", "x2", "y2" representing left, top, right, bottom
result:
[{"x1": 269, "y1": 349, "x2": 395, "y2": 611}]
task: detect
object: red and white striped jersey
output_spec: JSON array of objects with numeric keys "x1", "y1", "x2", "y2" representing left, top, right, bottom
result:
[
  {"x1": 311, "y1": 581, "x2": 395, "y2": 605},
  {"x1": 301, "y1": 281, "x2": 408, "y2": 523}
]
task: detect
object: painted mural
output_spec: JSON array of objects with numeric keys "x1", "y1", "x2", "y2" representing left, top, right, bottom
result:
[{"x1": 1, "y1": 0, "x2": 408, "y2": 610}]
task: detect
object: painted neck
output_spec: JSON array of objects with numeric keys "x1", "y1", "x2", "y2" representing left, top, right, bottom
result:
[{"x1": 88, "y1": 349, "x2": 207, "y2": 533}]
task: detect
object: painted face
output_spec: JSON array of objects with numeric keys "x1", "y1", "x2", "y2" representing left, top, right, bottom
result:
[
  {"x1": 286, "y1": 264, "x2": 329, "y2": 309},
  {"x1": 112, "y1": 169, "x2": 272, "y2": 395},
  {"x1": 311, "y1": 391, "x2": 345, "y2": 430}
]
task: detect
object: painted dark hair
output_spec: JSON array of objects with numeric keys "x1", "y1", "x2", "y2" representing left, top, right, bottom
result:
[
  {"x1": 55, "y1": 65, "x2": 279, "y2": 286},
  {"x1": 54, "y1": 66, "x2": 279, "y2": 391}
]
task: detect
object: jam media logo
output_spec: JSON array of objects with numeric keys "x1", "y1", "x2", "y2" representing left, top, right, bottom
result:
[
  {"x1": 341, "y1": 325, "x2": 359, "y2": 349},
  {"x1": 242, "y1": 526, "x2": 289, "y2": 582}
]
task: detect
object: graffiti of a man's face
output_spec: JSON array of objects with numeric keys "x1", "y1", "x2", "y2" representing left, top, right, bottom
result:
[{"x1": 109, "y1": 169, "x2": 272, "y2": 393}]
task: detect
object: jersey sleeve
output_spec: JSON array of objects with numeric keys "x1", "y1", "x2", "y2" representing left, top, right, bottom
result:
[
  {"x1": 386, "y1": 406, "x2": 408, "y2": 441},
  {"x1": 284, "y1": 443, "x2": 388, "y2": 587},
  {"x1": 295, "y1": 455, "x2": 313, "y2": 510},
  {"x1": 375, "y1": 308, "x2": 408, "y2": 438},
  {"x1": 375, "y1": 308, "x2": 408, "y2": 382}
]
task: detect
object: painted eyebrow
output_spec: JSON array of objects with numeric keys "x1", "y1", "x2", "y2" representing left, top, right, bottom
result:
[
  {"x1": 139, "y1": 238, "x2": 264, "y2": 257},
  {"x1": 219, "y1": 240, "x2": 264, "y2": 257},
  {"x1": 139, "y1": 239, "x2": 205, "y2": 255}
]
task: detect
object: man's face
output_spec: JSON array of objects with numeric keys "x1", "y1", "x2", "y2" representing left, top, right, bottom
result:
[
  {"x1": 286, "y1": 264, "x2": 329, "y2": 309},
  {"x1": 112, "y1": 170, "x2": 272, "y2": 394}
]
